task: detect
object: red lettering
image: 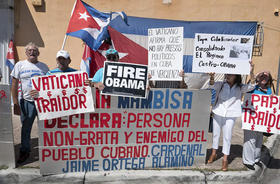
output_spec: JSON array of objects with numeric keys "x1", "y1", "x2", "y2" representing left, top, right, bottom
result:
[
  {"x1": 42, "y1": 76, "x2": 50, "y2": 90},
  {"x1": 251, "y1": 94, "x2": 260, "y2": 104},
  {"x1": 188, "y1": 131, "x2": 195, "y2": 142},
  {"x1": 127, "y1": 113, "x2": 136, "y2": 128},
  {"x1": 42, "y1": 149, "x2": 51, "y2": 162},
  {"x1": 31, "y1": 78, "x2": 41, "y2": 91},
  {"x1": 60, "y1": 75, "x2": 68, "y2": 89},
  {"x1": 261, "y1": 95, "x2": 269, "y2": 108},
  {"x1": 78, "y1": 94, "x2": 87, "y2": 108},
  {"x1": 112, "y1": 113, "x2": 121, "y2": 128},
  {"x1": 42, "y1": 99, "x2": 50, "y2": 113},
  {"x1": 68, "y1": 74, "x2": 75, "y2": 88},
  {"x1": 62, "y1": 96, "x2": 70, "y2": 110}
]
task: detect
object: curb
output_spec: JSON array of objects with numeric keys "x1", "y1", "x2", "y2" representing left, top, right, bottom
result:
[{"x1": 0, "y1": 135, "x2": 279, "y2": 184}]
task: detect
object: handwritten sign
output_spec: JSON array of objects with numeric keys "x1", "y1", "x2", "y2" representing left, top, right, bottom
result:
[
  {"x1": 32, "y1": 71, "x2": 94, "y2": 120},
  {"x1": 148, "y1": 27, "x2": 184, "y2": 81},
  {"x1": 192, "y1": 33, "x2": 254, "y2": 74},
  {"x1": 242, "y1": 93, "x2": 280, "y2": 134},
  {"x1": 38, "y1": 89, "x2": 211, "y2": 175},
  {"x1": 101, "y1": 62, "x2": 148, "y2": 98}
]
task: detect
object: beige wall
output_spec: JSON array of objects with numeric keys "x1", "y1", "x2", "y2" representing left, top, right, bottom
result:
[{"x1": 15, "y1": 0, "x2": 280, "y2": 81}]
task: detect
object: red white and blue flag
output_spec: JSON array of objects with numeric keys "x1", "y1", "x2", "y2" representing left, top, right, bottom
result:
[
  {"x1": 6, "y1": 40, "x2": 15, "y2": 70},
  {"x1": 66, "y1": 0, "x2": 126, "y2": 51}
]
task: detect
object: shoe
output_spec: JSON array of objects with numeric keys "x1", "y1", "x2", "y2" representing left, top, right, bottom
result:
[
  {"x1": 222, "y1": 160, "x2": 228, "y2": 171},
  {"x1": 17, "y1": 152, "x2": 30, "y2": 164},
  {"x1": 244, "y1": 164, "x2": 255, "y2": 170},
  {"x1": 255, "y1": 161, "x2": 263, "y2": 168},
  {"x1": 207, "y1": 154, "x2": 217, "y2": 164}
]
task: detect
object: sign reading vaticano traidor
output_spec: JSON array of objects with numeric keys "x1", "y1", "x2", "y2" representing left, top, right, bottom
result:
[
  {"x1": 32, "y1": 71, "x2": 95, "y2": 120},
  {"x1": 192, "y1": 33, "x2": 254, "y2": 74}
]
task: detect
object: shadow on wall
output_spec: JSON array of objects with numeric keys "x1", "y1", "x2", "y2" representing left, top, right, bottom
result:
[{"x1": 14, "y1": 0, "x2": 44, "y2": 47}]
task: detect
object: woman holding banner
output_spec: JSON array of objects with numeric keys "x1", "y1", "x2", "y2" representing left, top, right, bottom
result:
[
  {"x1": 207, "y1": 62, "x2": 255, "y2": 171},
  {"x1": 242, "y1": 71, "x2": 273, "y2": 170}
]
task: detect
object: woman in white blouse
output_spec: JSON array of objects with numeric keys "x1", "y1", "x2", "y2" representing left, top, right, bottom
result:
[{"x1": 207, "y1": 64, "x2": 255, "y2": 171}]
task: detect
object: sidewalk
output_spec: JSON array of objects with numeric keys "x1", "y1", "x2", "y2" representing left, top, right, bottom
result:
[{"x1": 0, "y1": 114, "x2": 278, "y2": 183}]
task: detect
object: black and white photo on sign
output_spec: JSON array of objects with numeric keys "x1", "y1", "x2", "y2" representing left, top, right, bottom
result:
[
  {"x1": 102, "y1": 61, "x2": 148, "y2": 98},
  {"x1": 229, "y1": 45, "x2": 251, "y2": 59}
]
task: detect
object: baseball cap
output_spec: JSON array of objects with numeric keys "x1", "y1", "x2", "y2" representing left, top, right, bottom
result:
[
  {"x1": 56, "y1": 50, "x2": 70, "y2": 59},
  {"x1": 105, "y1": 49, "x2": 118, "y2": 56}
]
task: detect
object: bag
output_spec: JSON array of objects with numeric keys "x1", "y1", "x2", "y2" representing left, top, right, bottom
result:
[{"x1": 208, "y1": 113, "x2": 213, "y2": 133}]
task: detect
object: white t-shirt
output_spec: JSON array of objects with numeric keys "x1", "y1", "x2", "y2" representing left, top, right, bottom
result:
[{"x1": 11, "y1": 60, "x2": 49, "y2": 102}]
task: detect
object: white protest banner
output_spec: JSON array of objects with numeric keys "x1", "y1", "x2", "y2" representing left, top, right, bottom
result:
[
  {"x1": 242, "y1": 93, "x2": 280, "y2": 134},
  {"x1": 38, "y1": 89, "x2": 211, "y2": 175},
  {"x1": 192, "y1": 33, "x2": 254, "y2": 74},
  {"x1": 0, "y1": 84, "x2": 16, "y2": 168},
  {"x1": 101, "y1": 61, "x2": 148, "y2": 98},
  {"x1": 32, "y1": 71, "x2": 94, "y2": 120},
  {"x1": 148, "y1": 27, "x2": 184, "y2": 81}
]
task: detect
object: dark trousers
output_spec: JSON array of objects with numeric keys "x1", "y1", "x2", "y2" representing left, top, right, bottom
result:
[{"x1": 19, "y1": 99, "x2": 37, "y2": 153}]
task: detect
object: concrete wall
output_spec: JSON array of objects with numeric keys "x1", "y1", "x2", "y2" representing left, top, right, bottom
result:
[{"x1": 14, "y1": 0, "x2": 280, "y2": 81}]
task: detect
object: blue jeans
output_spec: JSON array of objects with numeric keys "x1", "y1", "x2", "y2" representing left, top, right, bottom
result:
[{"x1": 19, "y1": 99, "x2": 37, "y2": 153}]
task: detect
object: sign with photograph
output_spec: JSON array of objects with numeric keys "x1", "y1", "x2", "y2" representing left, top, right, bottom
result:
[
  {"x1": 101, "y1": 61, "x2": 148, "y2": 98},
  {"x1": 32, "y1": 71, "x2": 94, "y2": 120},
  {"x1": 148, "y1": 27, "x2": 184, "y2": 81},
  {"x1": 38, "y1": 89, "x2": 211, "y2": 175},
  {"x1": 242, "y1": 93, "x2": 280, "y2": 134},
  {"x1": 192, "y1": 33, "x2": 254, "y2": 74}
]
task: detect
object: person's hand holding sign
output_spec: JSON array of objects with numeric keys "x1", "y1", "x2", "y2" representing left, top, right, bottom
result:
[
  {"x1": 94, "y1": 82, "x2": 105, "y2": 91},
  {"x1": 30, "y1": 89, "x2": 39, "y2": 98}
]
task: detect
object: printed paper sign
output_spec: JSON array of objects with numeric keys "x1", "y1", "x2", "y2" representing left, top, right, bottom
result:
[
  {"x1": 148, "y1": 27, "x2": 184, "y2": 81},
  {"x1": 101, "y1": 61, "x2": 148, "y2": 98},
  {"x1": 242, "y1": 93, "x2": 280, "y2": 134},
  {"x1": 32, "y1": 71, "x2": 94, "y2": 120},
  {"x1": 192, "y1": 33, "x2": 254, "y2": 74},
  {"x1": 38, "y1": 89, "x2": 211, "y2": 175}
]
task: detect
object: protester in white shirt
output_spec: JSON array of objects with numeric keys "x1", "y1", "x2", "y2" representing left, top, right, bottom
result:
[
  {"x1": 207, "y1": 63, "x2": 255, "y2": 171},
  {"x1": 11, "y1": 42, "x2": 49, "y2": 164}
]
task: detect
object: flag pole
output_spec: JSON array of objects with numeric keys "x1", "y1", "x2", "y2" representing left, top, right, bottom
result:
[
  {"x1": 61, "y1": 35, "x2": 68, "y2": 50},
  {"x1": 61, "y1": 0, "x2": 77, "y2": 50}
]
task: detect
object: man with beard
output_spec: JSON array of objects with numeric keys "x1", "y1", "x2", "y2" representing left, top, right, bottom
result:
[{"x1": 11, "y1": 42, "x2": 49, "y2": 164}]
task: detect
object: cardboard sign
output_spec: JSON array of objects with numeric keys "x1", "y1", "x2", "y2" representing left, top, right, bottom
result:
[
  {"x1": 32, "y1": 71, "x2": 95, "y2": 120},
  {"x1": 38, "y1": 89, "x2": 211, "y2": 175},
  {"x1": 0, "y1": 84, "x2": 16, "y2": 168},
  {"x1": 101, "y1": 62, "x2": 148, "y2": 98},
  {"x1": 242, "y1": 93, "x2": 280, "y2": 134},
  {"x1": 192, "y1": 33, "x2": 254, "y2": 74},
  {"x1": 148, "y1": 27, "x2": 184, "y2": 81}
]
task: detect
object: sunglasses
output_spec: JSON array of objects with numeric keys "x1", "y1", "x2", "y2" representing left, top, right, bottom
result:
[
  {"x1": 259, "y1": 73, "x2": 269, "y2": 78},
  {"x1": 106, "y1": 55, "x2": 118, "y2": 61}
]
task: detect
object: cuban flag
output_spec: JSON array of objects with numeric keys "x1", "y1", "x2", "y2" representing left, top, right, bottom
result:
[
  {"x1": 80, "y1": 44, "x2": 91, "y2": 75},
  {"x1": 87, "y1": 16, "x2": 257, "y2": 89},
  {"x1": 6, "y1": 40, "x2": 15, "y2": 70},
  {"x1": 66, "y1": 0, "x2": 126, "y2": 51},
  {"x1": 108, "y1": 16, "x2": 258, "y2": 73}
]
